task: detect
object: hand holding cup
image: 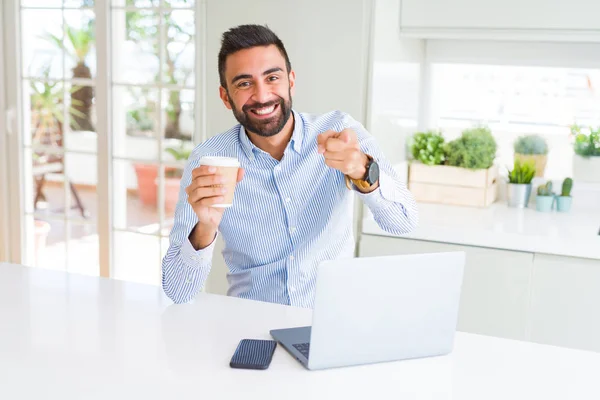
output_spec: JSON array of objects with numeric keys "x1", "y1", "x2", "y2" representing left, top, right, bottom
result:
[{"x1": 186, "y1": 156, "x2": 243, "y2": 232}]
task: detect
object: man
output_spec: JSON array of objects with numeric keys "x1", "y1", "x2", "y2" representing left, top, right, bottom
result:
[{"x1": 162, "y1": 24, "x2": 418, "y2": 307}]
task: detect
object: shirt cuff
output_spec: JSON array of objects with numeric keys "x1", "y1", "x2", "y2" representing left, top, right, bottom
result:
[
  {"x1": 180, "y1": 232, "x2": 218, "y2": 268},
  {"x1": 355, "y1": 170, "x2": 404, "y2": 211}
]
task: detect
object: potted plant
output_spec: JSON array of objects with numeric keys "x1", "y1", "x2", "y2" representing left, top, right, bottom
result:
[
  {"x1": 45, "y1": 21, "x2": 95, "y2": 131},
  {"x1": 570, "y1": 125, "x2": 600, "y2": 183},
  {"x1": 507, "y1": 158, "x2": 536, "y2": 208},
  {"x1": 514, "y1": 134, "x2": 548, "y2": 177},
  {"x1": 444, "y1": 126, "x2": 497, "y2": 170},
  {"x1": 535, "y1": 181, "x2": 554, "y2": 212},
  {"x1": 556, "y1": 177, "x2": 573, "y2": 212},
  {"x1": 410, "y1": 131, "x2": 446, "y2": 166},
  {"x1": 163, "y1": 144, "x2": 193, "y2": 213},
  {"x1": 408, "y1": 127, "x2": 498, "y2": 208}
]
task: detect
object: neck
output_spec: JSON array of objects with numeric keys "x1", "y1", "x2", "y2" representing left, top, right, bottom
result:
[{"x1": 246, "y1": 113, "x2": 295, "y2": 161}]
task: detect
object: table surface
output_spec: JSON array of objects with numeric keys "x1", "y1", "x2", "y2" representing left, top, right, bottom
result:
[
  {"x1": 363, "y1": 202, "x2": 600, "y2": 260},
  {"x1": 1, "y1": 262, "x2": 600, "y2": 400}
]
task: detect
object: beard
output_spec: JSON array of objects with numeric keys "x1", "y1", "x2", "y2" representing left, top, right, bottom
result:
[{"x1": 228, "y1": 89, "x2": 293, "y2": 137}]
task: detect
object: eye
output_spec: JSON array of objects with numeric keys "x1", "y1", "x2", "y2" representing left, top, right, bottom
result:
[
  {"x1": 268, "y1": 75, "x2": 279, "y2": 82},
  {"x1": 237, "y1": 81, "x2": 251, "y2": 88}
]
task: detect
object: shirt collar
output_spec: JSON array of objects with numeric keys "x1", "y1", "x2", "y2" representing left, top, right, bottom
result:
[
  {"x1": 238, "y1": 109, "x2": 305, "y2": 161},
  {"x1": 289, "y1": 110, "x2": 304, "y2": 154},
  {"x1": 238, "y1": 124, "x2": 256, "y2": 161}
]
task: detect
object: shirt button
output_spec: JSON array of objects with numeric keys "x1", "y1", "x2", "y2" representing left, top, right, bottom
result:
[
  {"x1": 274, "y1": 165, "x2": 281, "y2": 172},
  {"x1": 285, "y1": 197, "x2": 291, "y2": 203},
  {"x1": 289, "y1": 255, "x2": 295, "y2": 261},
  {"x1": 290, "y1": 227, "x2": 296, "y2": 234},
  {"x1": 290, "y1": 286, "x2": 296, "y2": 292}
]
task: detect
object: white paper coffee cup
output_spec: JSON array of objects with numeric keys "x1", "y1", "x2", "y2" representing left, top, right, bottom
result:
[{"x1": 199, "y1": 156, "x2": 240, "y2": 207}]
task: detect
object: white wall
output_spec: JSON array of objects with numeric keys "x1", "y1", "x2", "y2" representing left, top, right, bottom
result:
[{"x1": 204, "y1": 0, "x2": 373, "y2": 137}]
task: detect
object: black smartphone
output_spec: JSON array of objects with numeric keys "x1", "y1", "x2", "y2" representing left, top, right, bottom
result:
[{"x1": 229, "y1": 339, "x2": 277, "y2": 370}]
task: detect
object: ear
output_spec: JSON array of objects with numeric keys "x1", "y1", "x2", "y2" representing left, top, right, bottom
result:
[
  {"x1": 219, "y1": 86, "x2": 232, "y2": 110},
  {"x1": 288, "y1": 70, "x2": 296, "y2": 96}
]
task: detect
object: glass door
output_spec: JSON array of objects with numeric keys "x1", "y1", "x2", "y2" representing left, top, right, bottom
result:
[
  {"x1": 19, "y1": 0, "x2": 100, "y2": 275},
  {"x1": 11, "y1": 0, "x2": 201, "y2": 283},
  {"x1": 110, "y1": 0, "x2": 197, "y2": 285}
]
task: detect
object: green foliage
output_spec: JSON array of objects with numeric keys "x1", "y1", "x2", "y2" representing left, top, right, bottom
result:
[
  {"x1": 561, "y1": 177, "x2": 573, "y2": 197},
  {"x1": 45, "y1": 20, "x2": 95, "y2": 64},
  {"x1": 165, "y1": 145, "x2": 192, "y2": 161},
  {"x1": 410, "y1": 131, "x2": 446, "y2": 166},
  {"x1": 571, "y1": 125, "x2": 600, "y2": 157},
  {"x1": 124, "y1": 5, "x2": 193, "y2": 139},
  {"x1": 445, "y1": 127, "x2": 497, "y2": 170},
  {"x1": 127, "y1": 108, "x2": 154, "y2": 132},
  {"x1": 165, "y1": 142, "x2": 193, "y2": 178},
  {"x1": 30, "y1": 67, "x2": 85, "y2": 139},
  {"x1": 537, "y1": 181, "x2": 553, "y2": 197},
  {"x1": 514, "y1": 134, "x2": 548, "y2": 155},
  {"x1": 508, "y1": 159, "x2": 536, "y2": 184}
]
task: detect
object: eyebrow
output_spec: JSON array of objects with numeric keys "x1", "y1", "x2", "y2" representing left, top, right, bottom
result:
[{"x1": 231, "y1": 67, "x2": 284, "y2": 85}]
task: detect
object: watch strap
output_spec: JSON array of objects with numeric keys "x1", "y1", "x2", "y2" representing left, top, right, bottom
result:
[{"x1": 345, "y1": 155, "x2": 375, "y2": 191}]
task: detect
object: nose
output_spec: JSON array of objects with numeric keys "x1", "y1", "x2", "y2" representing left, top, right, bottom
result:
[{"x1": 251, "y1": 80, "x2": 271, "y2": 105}]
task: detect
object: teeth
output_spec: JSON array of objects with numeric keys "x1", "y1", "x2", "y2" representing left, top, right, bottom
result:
[{"x1": 254, "y1": 105, "x2": 275, "y2": 115}]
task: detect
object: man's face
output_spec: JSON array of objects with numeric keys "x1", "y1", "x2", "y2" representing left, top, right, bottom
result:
[{"x1": 220, "y1": 45, "x2": 295, "y2": 137}]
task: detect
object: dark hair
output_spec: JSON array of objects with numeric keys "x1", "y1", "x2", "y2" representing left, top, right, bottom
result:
[{"x1": 218, "y1": 24, "x2": 292, "y2": 88}]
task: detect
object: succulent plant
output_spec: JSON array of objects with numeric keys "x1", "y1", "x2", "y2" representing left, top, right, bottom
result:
[
  {"x1": 508, "y1": 158, "x2": 536, "y2": 184},
  {"x1": 410, "y1": 131, "x2": 446, "y2": 166},
  {"x1": 537, "y1": 181, "x2": 553, "y2": 196},
  {"x1": 561, "y1": 177, "x2": 573, "y2": 197},
  {"x1": 514, "y1": 134, "x2": 548, "y2": 155},
  {"x1": 571, "y1": 124, "x2": 600, "y2": 157},
  {"x1": 445, "y1": 126, "x2": 497, "y2": 170}
]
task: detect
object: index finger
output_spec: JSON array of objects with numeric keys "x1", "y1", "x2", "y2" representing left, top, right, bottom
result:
[
  {"x1": 317, "y1": 130, "x2": 340, "y2": 146},
  {"x1": 192, "y1": 164, "x2": 217, "y2": 179}
]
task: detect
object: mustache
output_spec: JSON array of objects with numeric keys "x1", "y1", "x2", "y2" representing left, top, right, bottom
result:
[{"x1": 242, "y1": 98, "x2": 282, "y2": 113}]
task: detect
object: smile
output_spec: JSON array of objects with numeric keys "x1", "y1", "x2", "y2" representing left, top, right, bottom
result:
[{"x1": 250, "y1": 104, "x2": 279, "y2": 118}]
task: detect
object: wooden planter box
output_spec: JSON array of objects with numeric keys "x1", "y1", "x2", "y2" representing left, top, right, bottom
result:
[
  {"x1": 408, "y1": 163, "x2": 498, "y2": 207},
  {"x1": 573, "y1": 155, "x2": 600, "y2": 183}
]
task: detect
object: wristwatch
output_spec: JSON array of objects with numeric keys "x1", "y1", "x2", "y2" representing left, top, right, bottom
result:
[{"x1": 345, "y1": 155, "x2": 380, "y2": 191}]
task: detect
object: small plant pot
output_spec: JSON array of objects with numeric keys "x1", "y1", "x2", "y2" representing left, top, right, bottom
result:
[
  {"x1": 507, "y1": 183, "x2": 532, "y2": 208},
  {"x1": 556, "y1": 196, "x2": 572, "y2": 212},
  {"x1": 134, "y1": 163, "x2": 159, "y2": 206},
  {"x1": 164, "y1": 177, "x2": 181, "y2": 214},
  {"x1": 535, "y1": 195, "x2": 554, "y2": 212}
]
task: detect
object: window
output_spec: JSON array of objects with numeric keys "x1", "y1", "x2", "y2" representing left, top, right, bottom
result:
[
  {"x1": 11, "y1": 0, "x2": 200, "y2": 284},
  {"x1": 429, "y1": 63, "x2": 600, "y2": 179}
]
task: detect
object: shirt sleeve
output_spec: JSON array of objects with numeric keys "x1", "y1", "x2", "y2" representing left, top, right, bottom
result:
[
  {"x1": 340, "y1": 113, "x2": 419, "y2": 235},
  {"x1": 161, "y1": 150, "x2": 216, "y2": 304}
]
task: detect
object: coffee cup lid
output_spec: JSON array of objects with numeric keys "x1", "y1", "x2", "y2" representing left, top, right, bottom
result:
[{"x1": 199, "y1": 156, "x2": 240, "y2": 167}]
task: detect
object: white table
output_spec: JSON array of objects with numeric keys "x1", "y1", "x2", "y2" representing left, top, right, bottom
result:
[{"x1": 1, "y1": 263, "x2": 600, "y2": 399}]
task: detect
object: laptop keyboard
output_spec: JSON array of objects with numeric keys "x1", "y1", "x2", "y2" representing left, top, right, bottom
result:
[{"x1": 292, "y1": 342, "x2": 310, "y2": 359}]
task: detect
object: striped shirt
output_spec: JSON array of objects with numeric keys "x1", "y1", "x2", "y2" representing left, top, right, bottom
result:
[{"x1": 162, "y1": 110, "x2": 418, "y2": 307}]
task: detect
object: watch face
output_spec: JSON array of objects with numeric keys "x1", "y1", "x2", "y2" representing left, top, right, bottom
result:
[{"x1": 367, "y1": 160, "x2": 380, "y2": 184}]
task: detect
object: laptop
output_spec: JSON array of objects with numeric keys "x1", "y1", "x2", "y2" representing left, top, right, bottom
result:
[{"x1": 270, "y1": 252, "x2": 465, "y2": 370}]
